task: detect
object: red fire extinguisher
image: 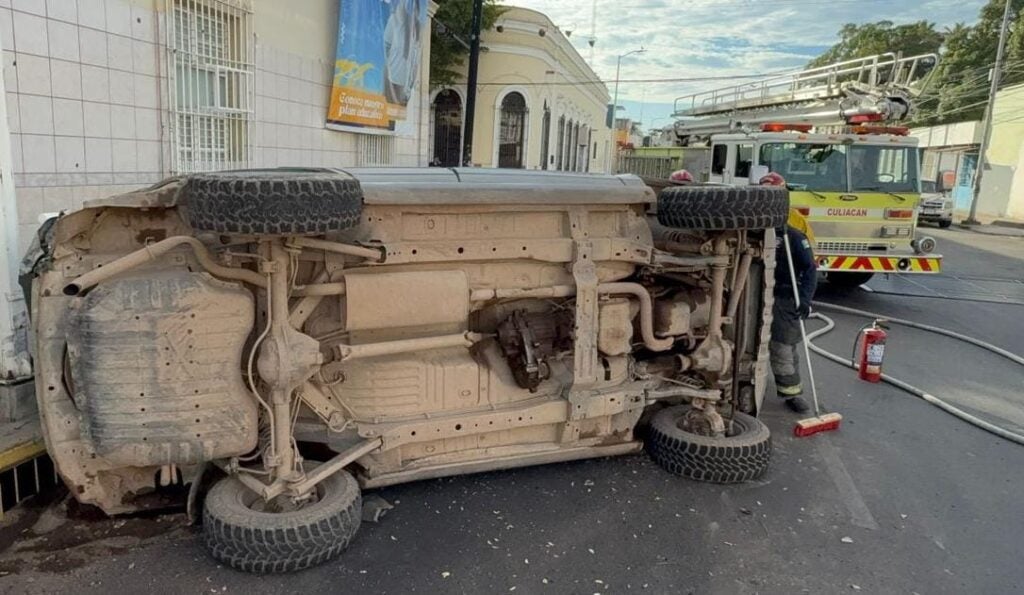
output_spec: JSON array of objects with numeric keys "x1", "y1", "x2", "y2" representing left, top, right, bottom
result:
[{"x1": 857, "y1": 320, "x2": 888, "y2": 383}]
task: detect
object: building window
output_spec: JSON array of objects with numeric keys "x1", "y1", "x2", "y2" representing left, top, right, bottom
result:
[
  {"x1": 432, "y1": 90, "x2": 463, "y2": 167},
  {"x1": 572, "y1": 122, "x2": 580, "y2": 172},
  {"x1": 358, "y1": 135, "x2": 395, "y2": 166},
  {"x1": 167, "y1": 0, "x2": 254, "y2": 174},
  {"x1": 540, "y1": 103, "x2": 551, "y2": 170},
  {"x1": 556, "y1": 116, "x2": 565, "y2": 171},
  {"x1": 585, "y1": 127, "x2": 592, "y2": 172},
  {"x1": 563, "y1": 119, "x2": 574, "y2": 171},
  {"x1": 498, "y1": 92, "x2": 527, "y2": 169}
]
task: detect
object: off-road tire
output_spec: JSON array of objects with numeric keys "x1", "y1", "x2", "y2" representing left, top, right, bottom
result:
[
  {"x1": 184, "y1": 169, "x2": 363, "y2": 235},
  {"x1": 202, "y1": 469, "x2": 361, "y2": 573},
  {"x1": 657, "y1": 186, "x2": 789, "y2": 230},
  {"x1": 647, "y1": 405, "x2": 771, "y2": 483}
]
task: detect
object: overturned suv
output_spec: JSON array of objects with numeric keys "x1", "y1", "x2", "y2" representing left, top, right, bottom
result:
[{"x1": 30, "y1": 168, "x2": 787, "y2": 572}]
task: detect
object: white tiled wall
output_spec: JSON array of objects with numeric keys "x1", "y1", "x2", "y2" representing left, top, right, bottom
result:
[
  {"x1": 252, "y1": 44, "x2": 356, "y2": 169},
  {"x1": 3, "y1": 0, "x2": 431, "y2": 256},
  {"x1": 250, "y1": 43, "x2": 428, "y2": 170},
  {"x1": 2, "y1": 0, "x2": 169, "y2": 255}
]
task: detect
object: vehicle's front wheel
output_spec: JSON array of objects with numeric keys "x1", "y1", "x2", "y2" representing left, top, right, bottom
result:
[
  {"x1": 647, "y1": 406, "x2": 771, "y2": 483},
  {"x1": 939, "y1": 220, "x2": 953, "y2": 229},
  {"x1": 825, "y1": 271, "x2": 874, "y2": 289},
  {"x1": 203, "y1": 468, "x2": 362, "y2": 573}
]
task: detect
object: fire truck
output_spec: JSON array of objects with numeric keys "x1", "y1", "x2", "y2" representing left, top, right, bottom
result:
[{"x1": 671, "y1": 53, "x2": 941, "y2": 287}]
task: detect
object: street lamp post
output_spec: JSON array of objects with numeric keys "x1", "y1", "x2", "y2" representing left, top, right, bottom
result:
[{"x1": 608, "y1": 48, "x2": 645, "y2": 173}]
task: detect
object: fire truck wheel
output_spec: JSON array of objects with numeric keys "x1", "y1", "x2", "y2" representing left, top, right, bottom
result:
[
  {"x1": 647, "y1": 405, "x2": 771, "y2": 483},
  {"x1": 657, "y1": 186, "x2": 789, "y2": 230},
  {"x1": 826, "y1": 272, "x2": 874, "y2": 289},
  {"x1": 184, "y1": 169, "x2": 364, "y2": 236}
]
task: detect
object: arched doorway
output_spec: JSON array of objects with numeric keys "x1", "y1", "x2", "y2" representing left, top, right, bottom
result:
[
  {"x1": 431, "y1": 90, "x2": 463, "y2": 167},
  {"x1": 498, "y1": 92, "x2": 527, "y2": 169}
]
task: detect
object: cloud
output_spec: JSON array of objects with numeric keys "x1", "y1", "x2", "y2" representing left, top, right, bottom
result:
[{"x1": 501, "y1": 0, "x2": 986, "y2": 125}]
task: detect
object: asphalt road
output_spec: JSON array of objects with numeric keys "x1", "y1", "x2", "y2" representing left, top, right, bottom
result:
[{"x1": 2, "y1": 226, "x2": 1022, "y2": 594}]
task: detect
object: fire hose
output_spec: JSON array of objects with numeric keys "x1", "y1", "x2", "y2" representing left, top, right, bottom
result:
[{"x1": 803, "y1": 301, "x2": 1024, "y2": 447}]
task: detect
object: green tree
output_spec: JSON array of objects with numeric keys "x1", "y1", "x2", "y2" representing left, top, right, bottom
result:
[
  {"x1": 925, "y1": 0, "x2": 1024, "y2": 124},
  {"x1": 808, "y1": 20, "x2": 944, "y2": 68},
  {"x1": 430, "y1": 0, "x2": 506, "y2": 87},
  {"x1": 809, "y1": 1, "x2": 1024, "y2": 126}
]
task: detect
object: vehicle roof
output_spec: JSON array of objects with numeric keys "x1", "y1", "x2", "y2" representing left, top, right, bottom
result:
[
  {"x1": 711, "y1": 132, "x2": 918, "y2": 146},
  {"x1": 81, "y1": 168, "x2": 656, "y2": 210},
  {"x1": 341, "y1": 167, "x2": 656, "y2": 205}
]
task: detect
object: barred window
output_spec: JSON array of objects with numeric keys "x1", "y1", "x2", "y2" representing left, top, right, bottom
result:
[
  {"x1": 167, "y1": 0, "x2": 254, "y2": 173},
  {"x1": 498, "y1": 92, "x2": 527, "y2": 169},
  {"x1": 358, "y1": 135, "x2": 395, "y2": 166}
]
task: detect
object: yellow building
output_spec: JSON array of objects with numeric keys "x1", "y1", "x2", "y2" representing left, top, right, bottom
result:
[
  {"x1": 430, "y1": 6, "x2": 612, "y2": 172},
  {"x1": 978, "y1": 82, "x2": 1024, "y2": 220}
]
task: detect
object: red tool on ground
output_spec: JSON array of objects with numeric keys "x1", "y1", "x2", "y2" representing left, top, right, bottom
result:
[
  {"x1": 856, "y1": 320, "x2": 888, "y2": 383},
  {"x1": 782, "y1": 232, "x2": 843, "y2": 437}
]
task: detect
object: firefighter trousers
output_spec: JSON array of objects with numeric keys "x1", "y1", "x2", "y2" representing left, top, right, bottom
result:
[{"x1": 770, "y1": 293, "x2": 803, "y2": 390}]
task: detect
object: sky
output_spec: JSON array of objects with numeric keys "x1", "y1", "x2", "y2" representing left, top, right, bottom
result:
[{"x1": 502, "y1": 0, "x2": 988, "y2": 130}]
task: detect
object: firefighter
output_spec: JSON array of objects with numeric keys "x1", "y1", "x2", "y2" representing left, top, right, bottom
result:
[{"x1": 761, "y1": 173, "x2": 817, "y2": 414}]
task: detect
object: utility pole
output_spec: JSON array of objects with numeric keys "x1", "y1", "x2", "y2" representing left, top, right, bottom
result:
[
  {"x1": 462, "y1": 0, "x2": 483, "y2": 167},
  {"x1": 966, "y1": 0, "x2": 1014, "y2": 225},
  {"x1": 606, "y1": 48, "x2": 645, "y2": 173}
]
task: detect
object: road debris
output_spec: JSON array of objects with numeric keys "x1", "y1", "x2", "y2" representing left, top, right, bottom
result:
[{"x1": 361, "y1": 495, "x2": 394, "y2": 523}]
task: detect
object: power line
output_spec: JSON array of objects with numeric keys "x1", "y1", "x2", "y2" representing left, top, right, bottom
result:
[{"x1": 475, "y1": 67, "x2": 806, "y2": 87}]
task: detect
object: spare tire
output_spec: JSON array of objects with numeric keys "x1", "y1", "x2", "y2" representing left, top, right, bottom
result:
[
  {"x1": 184, "y1": 169, "x2": 363, "y2": 235},
  {"x1": 657, "y1": 186, "x2": 789, "y2": 230},
  {"x1": 647, "y1": 405, "x2": 771, "y2": 483}
]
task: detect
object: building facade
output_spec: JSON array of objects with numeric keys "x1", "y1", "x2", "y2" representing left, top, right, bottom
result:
[
  {"x1": 978, "y1": 82, "x2": 1024, "y2": 220},
  {"x1": 1, "y1": 0, "x2": 434, "y2": 258},
  {"x1": 911, "y1": 120, "x2": 982, "y2": 213},
  {"x1": 911, "y1": 83, "x2": 1024, "y2": 221},
  {"x1": 0, "y1": 0, "x2": 437, "y2": 382},
  {"x1": 428, "y1": 6, "x2": 612, "y2": 172}
]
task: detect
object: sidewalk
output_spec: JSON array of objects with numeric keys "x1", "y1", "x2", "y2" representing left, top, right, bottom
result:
[{"x1": 957, "y1": 222, "x2": 1024, "y2": 238}]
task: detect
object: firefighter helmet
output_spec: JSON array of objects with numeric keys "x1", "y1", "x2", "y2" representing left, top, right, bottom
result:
[
  {"x1": 759, "y1": 172, "x2": 787, "y2": 187},
  {"x1": 669, "y1": 169, "x2": 694, "y2": 184}
]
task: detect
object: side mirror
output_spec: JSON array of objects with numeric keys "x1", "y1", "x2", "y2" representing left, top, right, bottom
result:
[{"x1": 748, "y1": 165, "x2": 769, "y2": 185}]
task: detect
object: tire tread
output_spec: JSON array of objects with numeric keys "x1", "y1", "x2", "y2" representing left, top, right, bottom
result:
[
  {"x1": 647, "y1": 406, "x2": 772, "y2": 483},
  {"x1": 657, "y1": 186, "x2": 789, "y2": 230},
  {"x1": 185, "y1": 170, "x2": 364, "y2": 235},
  {"x1": 202, "y1": 470, "x2": 361, "y2": 573}
]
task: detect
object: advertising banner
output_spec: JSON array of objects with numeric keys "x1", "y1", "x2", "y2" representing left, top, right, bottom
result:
[{"x1": 326, "y1": 0, "x2": 426, "y2": 133}]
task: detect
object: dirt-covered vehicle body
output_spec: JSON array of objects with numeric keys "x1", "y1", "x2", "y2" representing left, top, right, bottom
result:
[{"x1": 30, "y1": 168, "x2": 787, "y2": 572}]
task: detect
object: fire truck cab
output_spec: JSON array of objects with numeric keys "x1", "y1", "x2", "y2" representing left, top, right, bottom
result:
[
  {"x1": 707, "y1": 127, "x2": 941, "y2": 286},
  {"x1": 670, "y1": 52, "x2": 943, "y2": 286}
]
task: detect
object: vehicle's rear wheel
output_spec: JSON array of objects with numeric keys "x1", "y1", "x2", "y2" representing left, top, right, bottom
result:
[
  {"x1": 184, "y1": 169, "x2": 364, "y2": 235},
  {"x1": 825, "y1": 272, "x2": 874, "y2": 289},
  {"x1": 657, "y1": 186, "x2": 789, "y2": 230},
  {"x1": 647, "y1": 405, "x2": 771, "y2": 483},
  {"x1": 203, "y1": 468, "x2": 361, "y2": 573}
]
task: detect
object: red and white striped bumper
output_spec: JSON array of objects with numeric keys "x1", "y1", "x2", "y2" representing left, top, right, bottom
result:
[{"x1": 817, "y1": 254, "x2": 942, "y2": 274}]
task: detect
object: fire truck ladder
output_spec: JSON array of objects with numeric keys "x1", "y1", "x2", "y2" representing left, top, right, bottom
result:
[{"x1": 672, "y1": 53, "x2": 938, "y2": 137}]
